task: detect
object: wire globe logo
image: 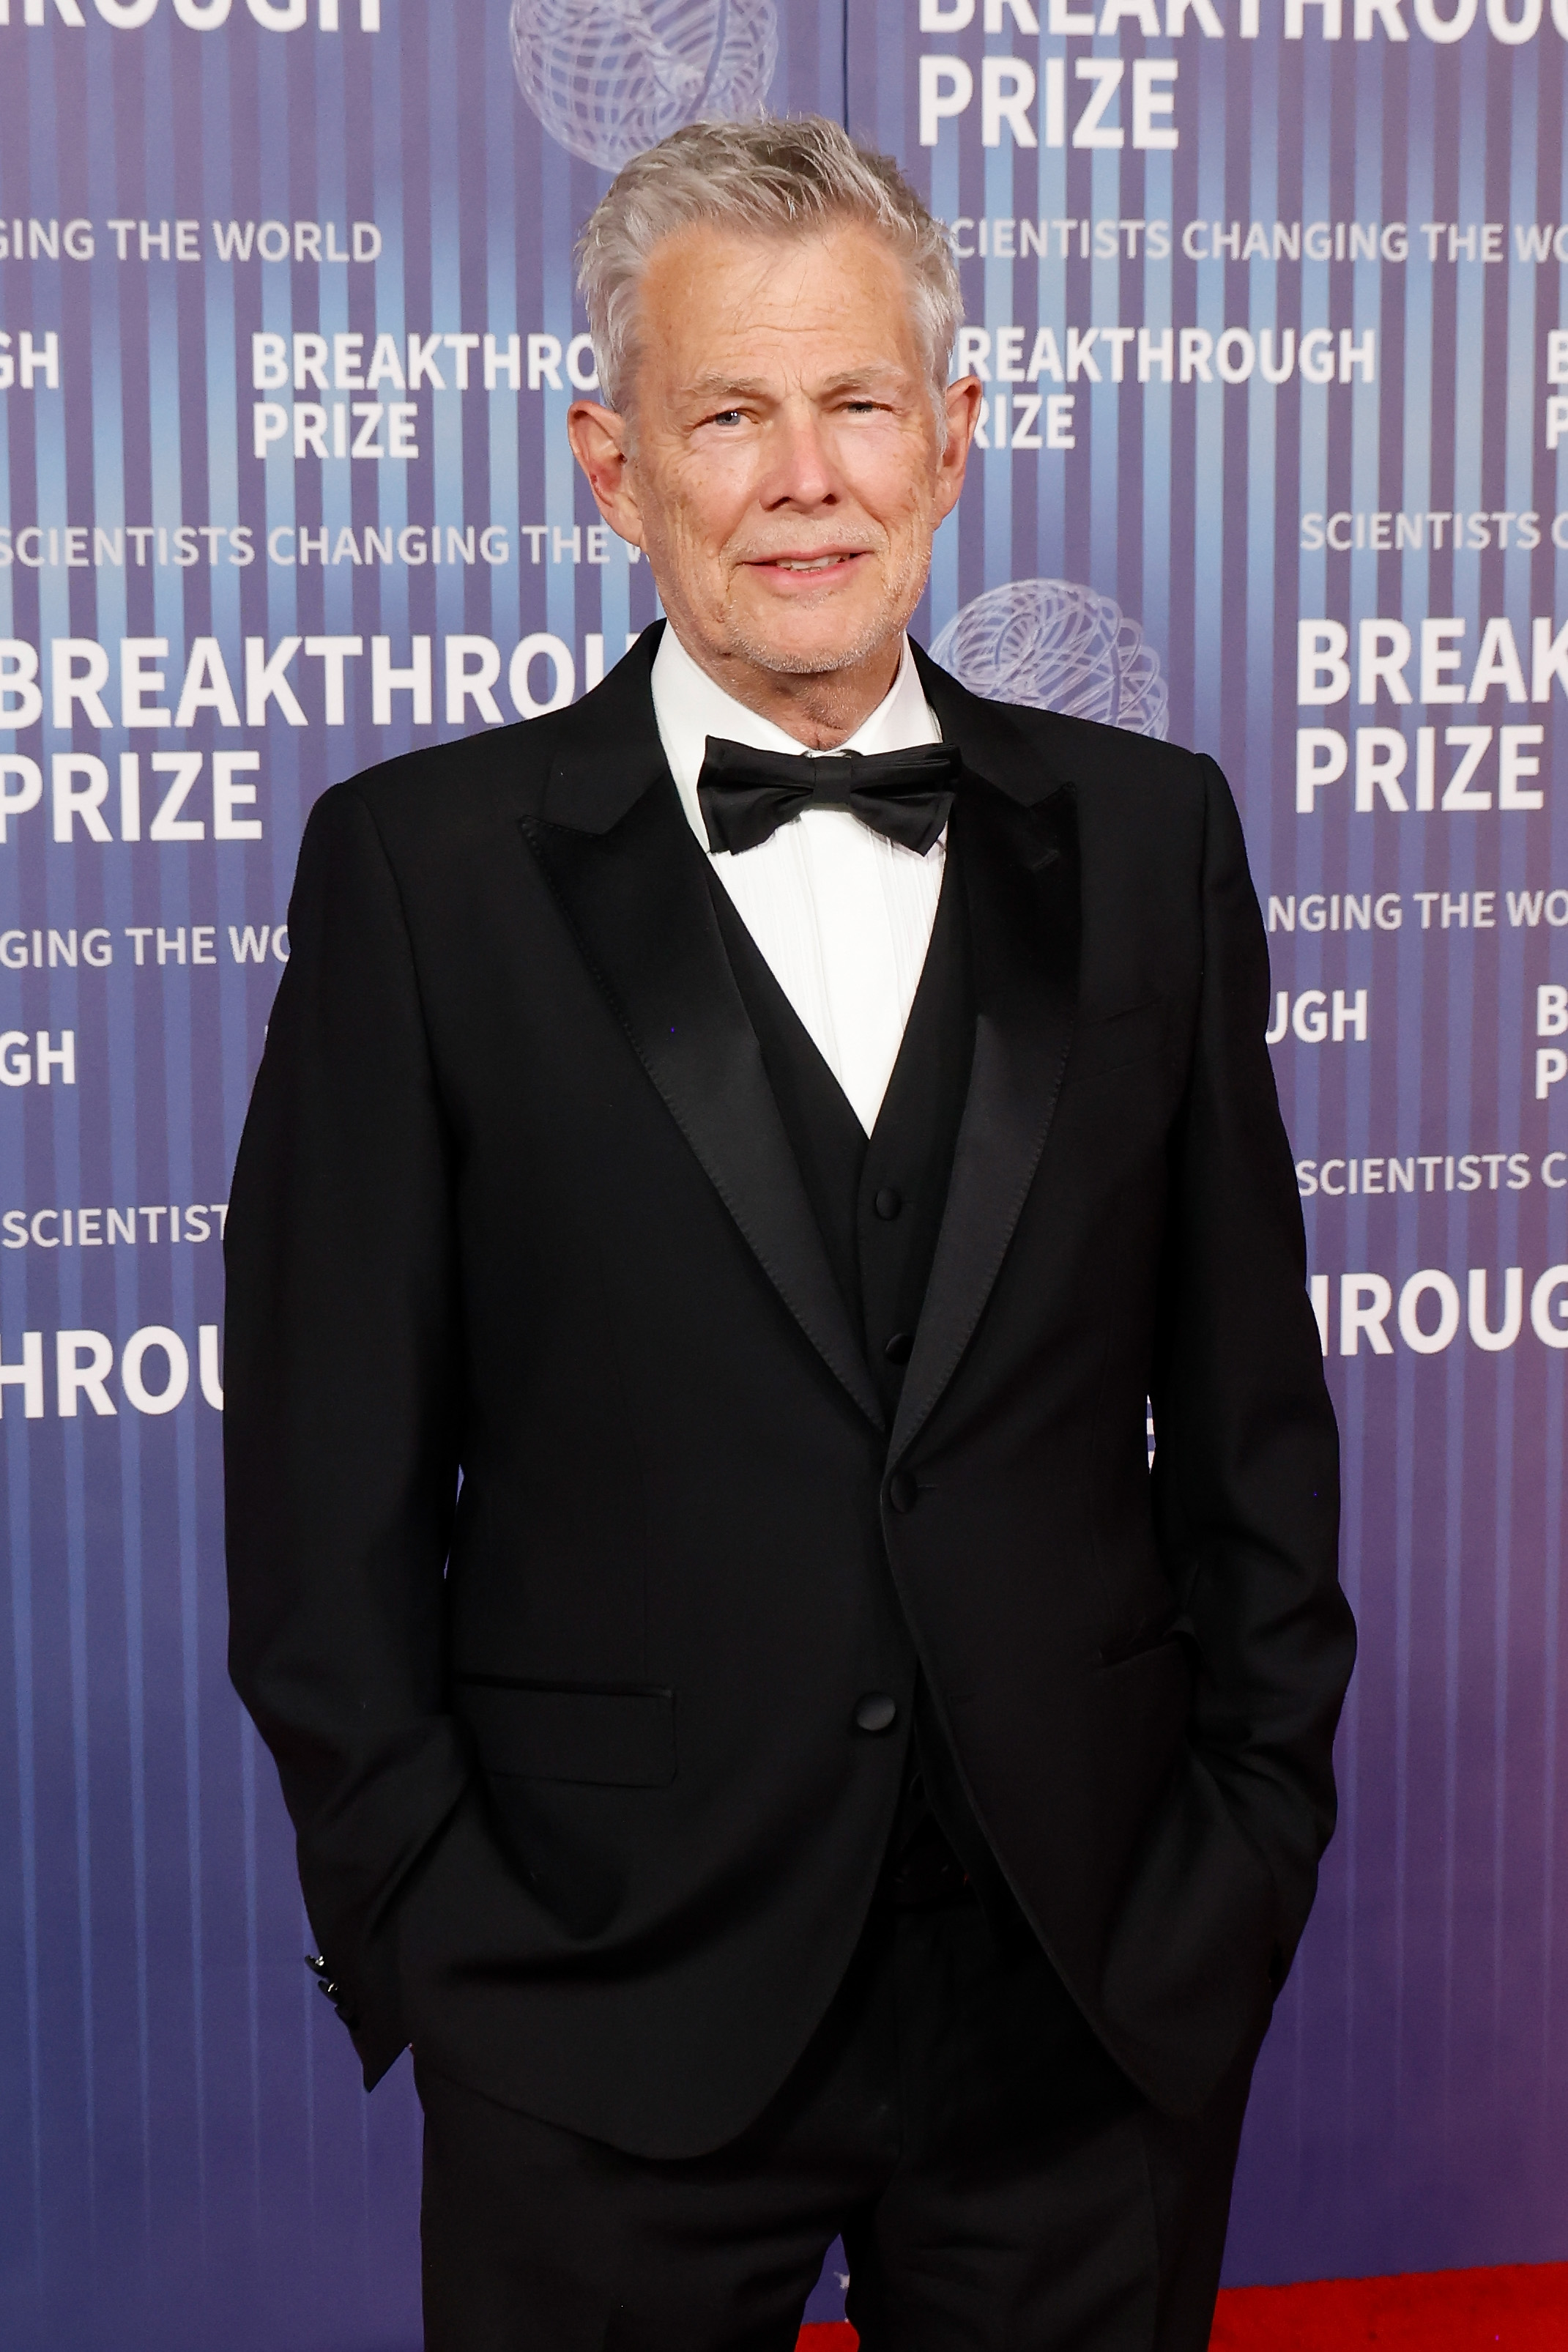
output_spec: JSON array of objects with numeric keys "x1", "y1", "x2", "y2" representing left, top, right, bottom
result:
[
  {"x1": 509, "y1": 0, "x2": 779, "y2": 174},
  {"x1": 929, "y1": 578, "x2": 1169, "y2": 741}
]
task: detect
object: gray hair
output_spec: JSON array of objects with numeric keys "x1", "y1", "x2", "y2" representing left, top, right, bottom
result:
[{"x1": 575, "y1": 114, "x2": 962, "y2": 431}]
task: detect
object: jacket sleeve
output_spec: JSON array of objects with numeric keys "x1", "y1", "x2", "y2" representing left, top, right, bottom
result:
[
  {"x1": 1148, "y1": 754, "x2": 1355, "y2": 1987},
  {"x1": 224, "y1": 781, "x2": 472, "y2": 2085}
]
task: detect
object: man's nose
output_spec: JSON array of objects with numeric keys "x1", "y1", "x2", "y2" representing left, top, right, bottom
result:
[{"x1": 759, "y1": 407, "x2": 839, "y2": 508}]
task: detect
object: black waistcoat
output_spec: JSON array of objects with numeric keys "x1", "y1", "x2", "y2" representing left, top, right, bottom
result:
[{"x1": 705, "y1": 831, "x2": 1012, "y2": 1915}]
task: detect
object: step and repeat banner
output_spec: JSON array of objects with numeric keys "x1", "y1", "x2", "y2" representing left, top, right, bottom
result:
[{"x1": 1, "y1": 2, "x2": 1565, "y2": 2345}]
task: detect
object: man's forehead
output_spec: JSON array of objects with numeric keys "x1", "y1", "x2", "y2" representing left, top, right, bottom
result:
[
  {"x1": 641, "y1": 218, "x2": 913, "y2": 322},
  {"x1": 671, "y1": 355, "x2": 919, "y2": 404},
  {"x1": 639, "y1": 225, "x2": 923, "y2": 385}
]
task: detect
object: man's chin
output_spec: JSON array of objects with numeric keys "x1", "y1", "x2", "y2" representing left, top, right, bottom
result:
[{"x1": 722, "y1": 603, "x2": 907, "y2": 680}]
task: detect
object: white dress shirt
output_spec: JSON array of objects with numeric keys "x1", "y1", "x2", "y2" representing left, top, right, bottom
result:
[{"x1": 650, "y1": 623, "x2": 946, "y2": 1134}]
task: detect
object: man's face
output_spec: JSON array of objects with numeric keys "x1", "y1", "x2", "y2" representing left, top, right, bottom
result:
[{"x1": 569, "y1": 219, "x2": 978, "y2": 718}]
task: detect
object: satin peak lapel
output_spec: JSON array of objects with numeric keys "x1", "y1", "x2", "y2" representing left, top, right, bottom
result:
[
  {"x1": 519, "y1": 774, "x2": 885, "y2": 1432},
  {"x1": 889, "y1": 765, "x2": 1080, "y2": 1465}
]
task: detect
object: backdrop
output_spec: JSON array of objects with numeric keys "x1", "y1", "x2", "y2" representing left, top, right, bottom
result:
[{"x1": 1, "y1": 3, "x2": 1566, "y2": 2346}]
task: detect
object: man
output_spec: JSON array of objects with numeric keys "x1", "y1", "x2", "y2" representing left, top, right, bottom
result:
[{"x1": 226, "y1": 115, "x2": 1353, "y2": 2352}]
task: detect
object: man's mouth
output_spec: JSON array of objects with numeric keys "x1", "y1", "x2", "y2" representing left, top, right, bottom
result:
[{"x1": 753, "y1": 551, "x2": 866, "y2": 573}]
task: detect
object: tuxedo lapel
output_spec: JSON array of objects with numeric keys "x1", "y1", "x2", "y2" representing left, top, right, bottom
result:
[
  {"x1": 889, "y1": 655, "x2": 1082, "y2": 1463},
  {"x1": 516, "y1": 638, "x2": 885, "y2": 1432}
]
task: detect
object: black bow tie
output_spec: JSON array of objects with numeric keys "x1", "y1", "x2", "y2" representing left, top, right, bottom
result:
[{"x1": 696, "y1": 737, "x2": 959, "y2": 858}]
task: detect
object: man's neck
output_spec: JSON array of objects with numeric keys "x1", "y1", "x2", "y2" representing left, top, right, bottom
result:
[{"x1": 661, "y1": 627, "x2": 904, "y2": 750}]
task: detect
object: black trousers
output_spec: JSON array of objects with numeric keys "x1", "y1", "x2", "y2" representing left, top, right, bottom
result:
[{"x1": 417, "y1": 1893, "x2": 1260, "y2": 2352}]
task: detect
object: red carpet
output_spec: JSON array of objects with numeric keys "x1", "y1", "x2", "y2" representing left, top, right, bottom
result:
[
  {"x1": 1209, "y1": 2264, "x2": 1568, "y2": 2349},
  {"x1": 798, "y1": 2263, "x2": 1568, "y2": 2348}
]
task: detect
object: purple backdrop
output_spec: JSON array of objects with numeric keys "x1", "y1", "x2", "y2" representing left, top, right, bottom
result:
[{"x1": 1, "y1": 2, "x2": 1566, "y2": 2345}]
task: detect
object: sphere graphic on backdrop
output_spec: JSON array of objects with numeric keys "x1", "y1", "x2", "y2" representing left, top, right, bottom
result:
[
  {"x1": 510, "y1": 0, "x2": 779, "y2": 173},
  {"x1": 930, "y1": 578, "x2": 1169, "y2": 741}
]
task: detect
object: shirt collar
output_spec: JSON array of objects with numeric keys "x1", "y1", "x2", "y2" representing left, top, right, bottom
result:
[{"x1": 650, "y1": 622, "x2": 942, "y2": 852}]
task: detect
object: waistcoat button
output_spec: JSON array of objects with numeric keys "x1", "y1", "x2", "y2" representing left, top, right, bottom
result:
[
  {"x1": 883, "y1": 1331, "x2": 914, "y2": 1365},
  {"x1": 873, "y1": 1187, "x2": 903, "y2": 1220},
  {"x1": 888, "y1": 1470, "x2": 918, "y2": 1513},
  {"x1": 854, "y1": 1693, "x2": 898, "y2": 1734}
]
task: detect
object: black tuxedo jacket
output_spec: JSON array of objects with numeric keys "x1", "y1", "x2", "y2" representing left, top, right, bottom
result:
[{"x1": 224, "y1": 629, "x2": 1353, "y2": 2158}]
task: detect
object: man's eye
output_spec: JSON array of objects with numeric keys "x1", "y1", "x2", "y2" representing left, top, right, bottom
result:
[{"x1": 708, "y1": 409, "x2": 746, "y2": 427}]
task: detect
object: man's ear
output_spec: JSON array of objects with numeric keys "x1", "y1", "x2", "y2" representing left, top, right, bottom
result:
[
  {"x1": 568, "y1": 401, "x2": 645, "y2": 550},
  {"x1": 933, "y1": 375, "x2": 982, "y2": 525}
]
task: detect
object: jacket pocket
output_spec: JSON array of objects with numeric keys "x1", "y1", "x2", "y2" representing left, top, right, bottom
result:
[
  {"x1": 456, "y1": 1677, "x2": 677, "y2": 1787},
  {"x1": 1071, "y1": 998, "x2": 1167, "y2": 1080},
  {"x1": 1095, "y1": 1612, "x2": 1195, "y2": 1670}
]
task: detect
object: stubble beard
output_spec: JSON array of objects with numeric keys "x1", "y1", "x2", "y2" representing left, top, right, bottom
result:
[{"x1": 720, "y1": 535, "x2": 932, "y2": 683}]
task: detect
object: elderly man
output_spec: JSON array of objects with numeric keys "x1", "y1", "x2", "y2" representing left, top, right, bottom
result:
[{"x1": 226, "y1": 116, "x2": 1352, "y2": 2352}]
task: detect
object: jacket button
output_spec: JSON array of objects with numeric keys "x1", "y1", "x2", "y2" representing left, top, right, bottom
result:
[
  {"x1": 854, "y1": 1692, "x2": 898, "y2": 1734},
  {"x1": 873, "y1": 1186, "x2": 902, "y2": 1220},
  {"x1": 306, "y1": 1954, "x2": 341, "y2": 2003},
  {"x1": 887, "y1": 1470, "x2": 918, "y2": 1513},
  {"x1": 883, "y1": 1330, "x2": 913, "y2": 1365}
]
